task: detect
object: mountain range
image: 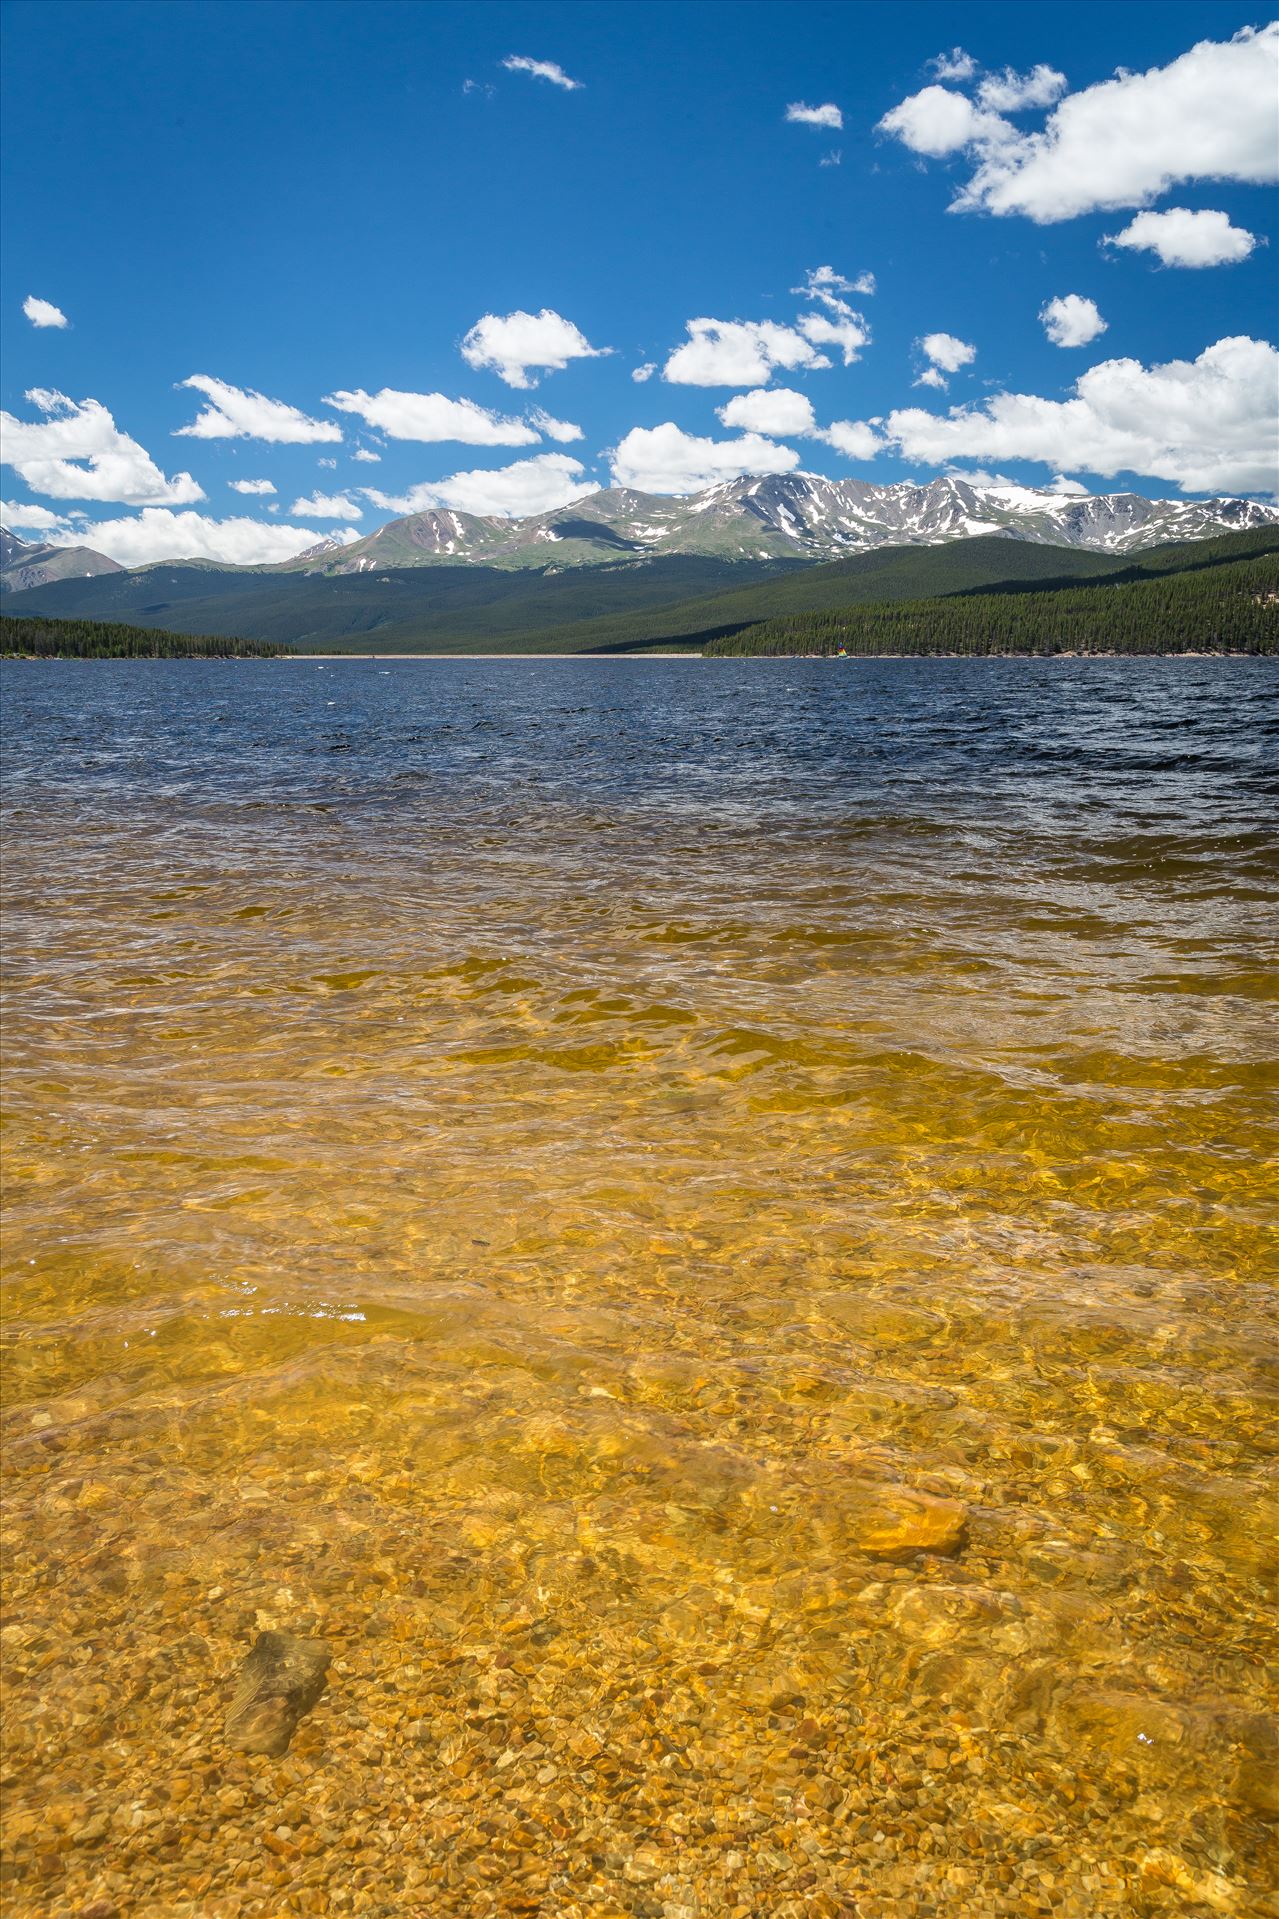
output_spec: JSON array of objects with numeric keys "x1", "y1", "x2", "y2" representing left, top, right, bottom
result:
[
  {"x1": 2, "y1": 477, "x2": 1277, "y2": 654},
  {"x1": 286, "y1": 476, "x2": 1279, "y2": 573}
]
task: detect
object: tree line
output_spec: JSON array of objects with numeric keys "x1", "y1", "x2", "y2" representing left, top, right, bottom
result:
[
  {"x1": 704, "y1": 555, "x2": 1279, "y2": 657},
  {"x1": 0, "y1": 615, "x2": 284, "y2": 659}
]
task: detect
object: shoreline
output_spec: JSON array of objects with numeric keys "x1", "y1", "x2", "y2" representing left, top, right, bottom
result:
[
  {"x1": 280, "y1": 649, "x2": 1270, "y2": 662},
  {"x1": 3, "y1": 649, "x2": 1270, "y2": 663}
]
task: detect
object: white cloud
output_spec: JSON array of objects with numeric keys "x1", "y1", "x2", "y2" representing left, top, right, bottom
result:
[
  {"x1": 1047, "y1": 475, "x2": 1090, "y2": 496},
  {"x1": 631, "y1": 363, "x2": 656, "y2": 383},
  {"x1": 920, "y1": 332, "x2": 976, "y2": 373},
  {"x1": 229, "y1": 478, "x2": 276, "y2": 495},
  {"x1": 324, "y1": 386, "x2": 538, "y2": 446},
  {"x1": 796, "y1": 265, "x2": 876, "y2": 299},
  {"x1": 364, "y1": 452, "x2": 588, "y2": 519},
  {"x1": 797, "y1": 311, "x2": 869, "y2": 364},
  {"x1": 317, "y1": 456, "x2": 337, "y2": 469},
  {"x1": 819, "y1": 150, "x2": 841, "y2": 168},
  {"x1": 883, "y1": 336, "x2": 1279, "y2": 493},
  {"x1": 1040, "y1": 294, "x2": 1107, "y2": 348},
  {"x1": 328, "y1": 392, "x2": 579, "y2": 448},
  {"x1": 786, "y1": 102, "x2": 843, "y2": 130},
  {"x1": 714, "y1": 389, "x2": 882, "y2": 463},
  {"x1": 943, "y1": 466, "x2": 1016, "y2": 487},
  {"x1": 883, "y1": 24, "x2": 1279, "y2": 222},
  {"x1": 2, "y1": 499, "x2": 72, "y2": 531},
  {"x1": 821, "y1": 420, "x2": 884, "y2": 460},
  {"x1": 1, "y1": 390, "x2": 205, "y2": 504},
  {"x1": 18, "y1": 508, "x2": 354, "y2": 567},
  {"x1": 23, "y1": 296, "x2": 68, "y2": 329},
  {"x1": 289, "y1": 491, "x2": 363, "y2": 521},
  {"x1": 460, "y1": 308, "x2": 605, "y2": 389},
  {"x1": 610, "y1": 423, "x2": 801, "y2": 493},
  {"x1": 717, "y1": 388, "x2": 817, "y2": 437},
  {"x1": 878, "y1": 86, "x2": 1013, "y2": 159},
  {"x1": 352, "y1": 447, "x2": 381, "y2": 462},
  {"x1": 1104, "y1": 207, "x2": 1260, "y2": 268},
  {"x1": 502, "y1": 55, "x2": 581, "y2": 90},
  {"x1": 663, "y1": 318, "x2": 831, "y2": 386},
  {"x1": 789, "y1": 269, "x2": 874, "y2": 366},
  {"x1": 930, "y1": 48, "x2": 977, "y2": 82},
  {"x1": 976, "y1": 65, "x2": 1067, "y2": 112},
  {"x1": 177, "y1": 375, "x2": 342, "y2": 444},
  {"x1": 914, "y1": 367, "x2": 949, "y2": 391},
  {"x1": 528, "y1": 407, "x2": 584, "y2": 443}
]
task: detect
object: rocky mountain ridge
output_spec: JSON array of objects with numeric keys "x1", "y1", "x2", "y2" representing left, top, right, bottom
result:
[
  {"x1": 288, "y1": 475, "x2": 1279, "y2": 574},
  {"x1": 4, "y1": 479, "x2": 1277, "y2": 591},
  {"x1": 0, "y1": 529, "x2": 123, "y2": 593}
]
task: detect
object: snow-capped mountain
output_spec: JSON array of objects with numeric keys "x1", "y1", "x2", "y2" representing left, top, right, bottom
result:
[{"x1": 289, "y1": 475, "x2": 1279, "y2": 574}]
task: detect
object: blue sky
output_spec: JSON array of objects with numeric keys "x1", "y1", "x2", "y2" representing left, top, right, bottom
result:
[{"x1": 2, "y1": 0, "x2": 1276, "y2": 565}]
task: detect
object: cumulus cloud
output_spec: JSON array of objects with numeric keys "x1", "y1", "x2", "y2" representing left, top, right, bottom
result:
[
  {"x1": 878, "y1": 86, "x2": 1012, "y2": 159},
  {"x1": 797, "y1": 311, "x2": 869, "y2": 364},
  {"x1": 943, "y1": 467, "x2": 1016, "y2": 488},
  {"x1": 882, "y1": 336, "x2": 1279, "y2": 494},
  {"x1": 910, "y1": 333, "x2": 971, "y2": 374},
  {"x1": 229, "y1": 478, "x2": 276, "y2": 495},
  {"x1": 289, "y1": 491, "x2": 363, "y2": 521},
  {"x1": 1, "y1": 390, "x2": 205, "y2": 504},
  {"x1": 610, "y1": 422, "x2": 800, "y2": 493},
  {"x1": 177, "y1": 375, "x2": 342, "y2": 444},
  {"x1": 528, "y1": 407, "x2": 584, "y2": 443},
  {"x1": 631, "y1": 363, "x2": 656, "y2": 383},
  {"x1": 930, "y1": 48, "x2": 977, "y2": 82},
  {"x1": 13, "y1": 508, "x2": 354, "y2": 567},
  {"x1": 717, "y1": 388, "x2": 817, "y2": 437},
  {"x1": 1, "y1": 499, "x2": 73, "y2": 531},
  {"x1": 364, "y1": 452, "x2": 589, "y2": 519},
  {"x1": 502, "y1": 55, "x2": 581, "y2": 90},
  {"x1": 663, "y1": 318, "x2": 829, "y2": 386},
  {"x1": 352, "y1": 447, "x2": 381, "y2": 462},
  {"x1": 324, "y1": 387, "x2": 538, "y2": 445},
  {"x1": 821, "y1": 420, "x2": 884, "y2": 460},
  {"x1": 1047, "y1": 475, "x2": 1091, "y2": 496},
  {"x1": 1040, "y1": 294, "x2": 1107, "y2": 347},
  {"x1": 1104, "y1": 207, "x2": 1260, "y2": 268},
  {"x1": 881, "y1": 24, "x2": 1279, "y2": 222},
  {"x1": 715, "y1": 389, "x2": 882, "y2": 462},
  {"x1": 460, "y1": 308, "x2": 606, "y2": 389},
  {"x1": 796, "y1": 265, "x2": 876, "y2": 299},
  {"x1": 23, "y1": 295, "x2": 68, "y2": 329},
  {"x1": 915, "y1": 368, "x2": 949, "y2": 391},
  {"x1": 976, "y1": 65, "x2": 1067, "y2": 112},
  {"x1": 786, "y1": 102, "x2": 843, "y2": 130}
]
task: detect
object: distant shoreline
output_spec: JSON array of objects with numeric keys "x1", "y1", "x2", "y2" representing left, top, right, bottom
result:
[
  {"x1": 280, "y1": 650, "x2": 1269, "y2": 662},
  {"x1": 4, "y1": 650, "x2": 1270, "y2": 663}
]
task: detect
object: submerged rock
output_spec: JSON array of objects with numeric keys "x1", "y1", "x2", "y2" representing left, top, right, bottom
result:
[
  {"x1": 853, "y1": 1489, "x2": 968, "y2": 1561},
  {"x1": 225, "y1": 1630, "x2": 331, "y2": 1756}
]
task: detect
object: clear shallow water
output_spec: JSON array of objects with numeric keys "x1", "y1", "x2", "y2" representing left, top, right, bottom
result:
[{"x1": 2, "y1": 658, "x2": 1277, "y2": 1918}]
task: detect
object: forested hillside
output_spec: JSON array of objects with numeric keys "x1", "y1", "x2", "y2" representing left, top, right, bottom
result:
[
  {"x1": 705, "y1": 551, "x2": 1279, "y2": 657},
  {"x1": 0, "y1": 615, "x2": 281, "y2": 659}
]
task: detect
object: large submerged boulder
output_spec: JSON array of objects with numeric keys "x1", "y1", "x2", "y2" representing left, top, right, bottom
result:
[{"x1": 225, "y1": 1630, "x2": 331, "y2": 1756}]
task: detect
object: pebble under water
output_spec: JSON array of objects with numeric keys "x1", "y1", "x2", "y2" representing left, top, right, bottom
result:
[{"x1": 2, "y1": 655, "x2": 1277, "y2": 1919}]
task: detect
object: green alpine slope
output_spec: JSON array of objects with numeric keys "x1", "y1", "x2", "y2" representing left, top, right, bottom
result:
[
  {"x1": 1, "y1": 553, "x2": 799, "y2": 651},
  {"x1": 703, "y1": 546, "x2": 1279, "y2": 657}
]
